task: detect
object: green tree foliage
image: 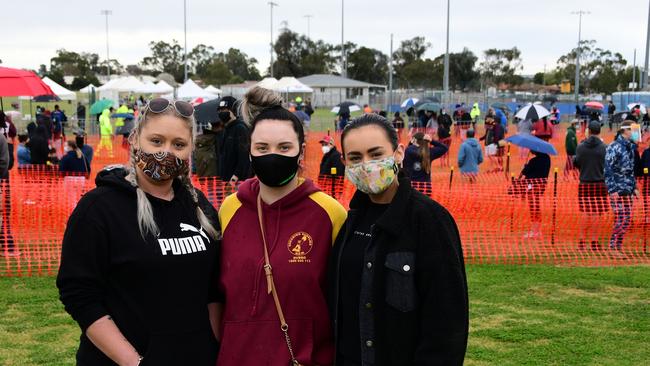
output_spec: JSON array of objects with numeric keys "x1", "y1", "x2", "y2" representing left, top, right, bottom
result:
[
  {"x1": 392, "y1": 37, "x2": 431, "y2": 87},
  {"x1": 141, "y1": 41, "x2": 260, "y2": 84},
  {"x1": 272, "y1": 29, "x2": 337, "y2": 77},
  {"x1": 221, "y1": 48, "x2": 261, "y2": 81},
  {"x1": 555, "y1": 40, "x2": 628, "y2": 94},
  {"x1": 448, "y1": 48, "x2": 479, "y2": 90},
  {"x1": 141, "y1": 40, "x2": 185, "y2": 82},
  {"x1": 480, "y1": 47, "x2": 524, "y2": 86},
  {"x1": 347, "y1": 46, "x2": 389, "y2": 84},
  {"x1": 46, "y1": 49, "x2": 103, "y2": 88}
]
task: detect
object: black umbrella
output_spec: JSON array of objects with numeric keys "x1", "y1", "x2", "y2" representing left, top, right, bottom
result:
[
  {"x1": 32, "y1": 94, "x2": 61, "y2": 102},
  {"x1": 331, "y1": 101, "x2": 361, "y2": 115},
  {"x1": 194, "y1": 98, "x2": 222, "y2": 127},
  {"x1": 413, "y1": 96, "x2": 441, "y2": 109},
  {"x1": 612, "y1": 112, "x2": 632, "y2": 124},
  {"x1": 515, "y1": 103, "x2": 551, "y2": 121}
]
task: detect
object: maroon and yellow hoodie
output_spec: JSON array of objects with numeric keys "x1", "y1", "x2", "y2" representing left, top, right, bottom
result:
[{"x1": 217, "y1": 178, "x2": 346, "y2": 366}]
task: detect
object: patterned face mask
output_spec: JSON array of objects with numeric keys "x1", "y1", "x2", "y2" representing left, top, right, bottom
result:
[
  {"x1": 345, "y1": 156, "x2": 397, "y2": 194},
  {"x1": 134, "y1": 149, "x2": 189, "y2": 182}
]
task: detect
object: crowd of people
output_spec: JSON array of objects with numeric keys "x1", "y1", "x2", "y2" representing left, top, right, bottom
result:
[{"x1": 327, "y1": 100, "x2": 650, "y2": 252}]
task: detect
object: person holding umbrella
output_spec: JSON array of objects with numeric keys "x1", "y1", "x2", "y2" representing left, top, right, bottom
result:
[
  {"x1": 505, "y1": 133, "x2": 557, "y2": 238},
  {"x1": 518, "y1": 149, "x2": 551, "y2": 239}
]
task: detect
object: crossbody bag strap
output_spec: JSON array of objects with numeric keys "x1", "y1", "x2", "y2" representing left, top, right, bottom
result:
[{"x1": 256, "y1": 194, "x2": 301, "y2": 366}]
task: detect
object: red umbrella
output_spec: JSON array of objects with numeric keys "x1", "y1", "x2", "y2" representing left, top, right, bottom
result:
[
  {"x1": 0, "y1": 66, "x2": 55, "y2": 97},
  {"x1": 585, "y1": 101, "x2": 604, "y2": 110}
]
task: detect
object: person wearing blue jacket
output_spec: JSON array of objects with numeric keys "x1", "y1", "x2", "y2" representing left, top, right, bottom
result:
[
  {"x1": 604, "y1": 121, "x2": 640, "y2": 257},
  {"x1": 495, "y1": 108, "x2": 507, "y2": 132},
  {"x1": 457, "y1": 130, "x2": 483, "y2": 180}
]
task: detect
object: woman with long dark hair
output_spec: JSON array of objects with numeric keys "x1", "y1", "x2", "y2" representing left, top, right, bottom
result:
[
  {"x1": 403, "y1": 132, "x2": 448, "y2": 184},
  {"x1": 57, "y1": 98, "x2": 221, "y2": 365},
  {"x1": 328, "y1": 114, "x2": 468, "y2": 366}
]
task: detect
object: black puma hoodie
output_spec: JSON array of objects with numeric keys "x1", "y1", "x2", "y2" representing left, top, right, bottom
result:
[{"x1": 56, "y1": 167, "x2": 221, "y2": 366}]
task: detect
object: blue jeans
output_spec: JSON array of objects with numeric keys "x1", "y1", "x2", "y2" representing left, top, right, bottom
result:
[{"x1": 610, "y1": 195, "x2": 633, "y2": 249}]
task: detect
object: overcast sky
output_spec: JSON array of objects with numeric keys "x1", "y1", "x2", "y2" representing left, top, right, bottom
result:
[{"x1": 2, "y1": 0, "x2": 649, "y2": 77}]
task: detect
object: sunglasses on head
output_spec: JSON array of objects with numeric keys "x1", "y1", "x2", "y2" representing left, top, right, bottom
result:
[{"x1": 146, "y1": 98, "x2": 194, "y2": 118}]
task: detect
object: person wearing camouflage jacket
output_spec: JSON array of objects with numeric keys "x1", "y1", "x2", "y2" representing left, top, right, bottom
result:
[{"x1": 604, "y1": 122, "x2": 641, "y2": 255}]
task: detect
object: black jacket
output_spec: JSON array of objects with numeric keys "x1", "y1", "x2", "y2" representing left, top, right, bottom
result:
[
  {"x1": 218, "y1": 119, "x2": 251, "y2": 181},
  {"x1": 574, "y1": 135, "x2": 606, "y2": 182},
  {"x1": 521, "y1": 153, "x2": 551, "y2": 180},
  {"x1": 319, "y1": 148, "x2": 345, "y2": 176},
  {"x1": 328, "y1": 178, "x2": 469, "y2": 366},
  {"x1": 57, "y1": 167, "x2": 221, "y2": 365}
]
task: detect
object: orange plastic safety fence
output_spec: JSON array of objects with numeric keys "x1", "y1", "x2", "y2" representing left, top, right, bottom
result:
[{"x1": 1, "y1": 126, "x2": 649, "y2": 276}]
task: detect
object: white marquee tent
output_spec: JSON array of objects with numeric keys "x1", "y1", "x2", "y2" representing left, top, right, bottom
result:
[
  {"x1": 256, "y1": 77, "x2": 278, "y2": 90},
  {"x1": 204, "y1": 85, "x2": 222, "y2": 95},
  {"x1": 173, "y1": 79, "x2": 218, "y2": 100},
  {"x1": 155, "y1": 80, "x2": 174, "y2": 94},
  {"x1": 79, "y1": 84, "x2": 97, "y2": 93},
  {"x1": 273, "y1": 77, "x2": 313, "y2": 93},
  {"x1": 42, "y1": 77, "x2": 77, "y2": 100},
  {"x1": 98, "y1": 76, "x2": 145, "y2": 92}
]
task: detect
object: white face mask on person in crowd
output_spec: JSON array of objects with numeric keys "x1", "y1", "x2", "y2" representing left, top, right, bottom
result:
[{"x1": 322, "y1": 145, "x2": 332, "y2": 155}]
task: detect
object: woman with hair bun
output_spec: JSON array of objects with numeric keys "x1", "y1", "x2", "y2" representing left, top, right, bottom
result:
[
  {"x1": 217, "y1": 87, "x2": 347, "y2": 366},
  {"x1": 57, "y1": 98, "x2": 222, "y2": 366}
]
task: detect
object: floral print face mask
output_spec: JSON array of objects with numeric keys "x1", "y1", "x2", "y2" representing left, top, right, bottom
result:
[{"x1": 345, "y1": 156, "x2": 397, "y2": 194}]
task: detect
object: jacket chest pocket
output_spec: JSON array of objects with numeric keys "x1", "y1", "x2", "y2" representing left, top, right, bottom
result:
[{"x1": 384, "y1": 252, "x2": 418, "y2": 312}]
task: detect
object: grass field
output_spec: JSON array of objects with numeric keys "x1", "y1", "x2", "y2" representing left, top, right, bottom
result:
[{"x1": 1, "y1": 265, "x2": 649, "y2": 365}]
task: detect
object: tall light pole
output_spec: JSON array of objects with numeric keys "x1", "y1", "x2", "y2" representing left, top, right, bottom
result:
[
  {"x1": 340, "y1": 0, "x2": 346, "y2": 77},
  {"x1": 100, "y1": 9, "x2": 112, "y2": 78},
  {"x1": 304, "y1": 15, "x2": 313, "y2": 39},
  {"x1": 633, "y1": 48, "x2": 637, "y2": 91},
  {"x1": 571, "y1": 10, "x2": 589, "y2": 104},
  {"x1": 388, "y1": 33, "x2": 394, "y2": 112},
  {"x1": 183, "y1": 0, "x2": 188, "y2": 82},
  {"x1": 443, "y1": 0, "x2": 450, "y2": 105},
  {"x1": 268, "y1": 2, "x2": 278, "y2": 78},
  {"x1": 641, "y1": 1, "x2": 650, "y2": 90}
]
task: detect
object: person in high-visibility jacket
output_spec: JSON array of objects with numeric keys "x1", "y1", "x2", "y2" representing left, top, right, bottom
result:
[
  {"x1": 97, "y1": 108, "x2": 114, "y2": 158},
  {"x1": 470, "y1": 102, "x2": 481, "y2": 130},
  {"x1": 114, "y1": 103, "x2": 129, "y2": 135}
]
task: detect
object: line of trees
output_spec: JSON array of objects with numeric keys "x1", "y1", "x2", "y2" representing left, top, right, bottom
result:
[{"x1": 38, "y1": 25, "x2": 640, "y2": 94}]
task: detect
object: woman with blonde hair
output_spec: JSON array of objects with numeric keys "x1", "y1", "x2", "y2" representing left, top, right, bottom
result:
[
  {"x1": 217, "y1": 87, "x2": 346, "y2": 366},
  {"x1": 57, "y1": 98, "x2": 222, "y2": 365}
]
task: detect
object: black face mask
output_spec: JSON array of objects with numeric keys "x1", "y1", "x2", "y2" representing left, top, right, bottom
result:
[
  {"x1": 218, "y1": 111, "x2": 232, "y2": 123},
  {"x1": 250, "y1": 153, "x2": 300, "y2": 187}
]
